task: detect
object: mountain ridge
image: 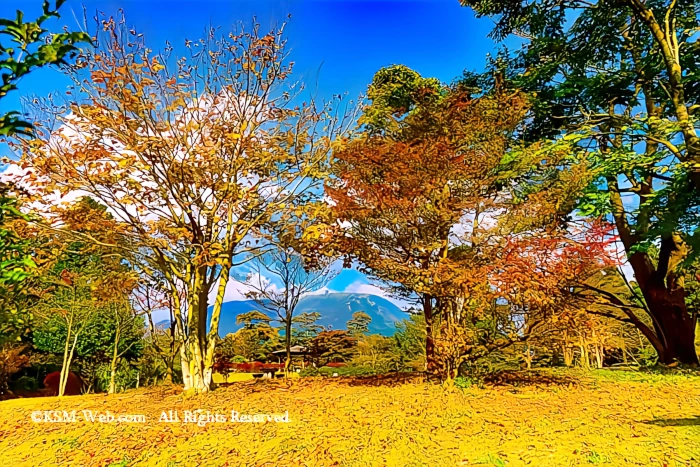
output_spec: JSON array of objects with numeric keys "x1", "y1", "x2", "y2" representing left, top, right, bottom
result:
[{"x1": 156, "y1": 292, "x2": 406, "y2": 337}]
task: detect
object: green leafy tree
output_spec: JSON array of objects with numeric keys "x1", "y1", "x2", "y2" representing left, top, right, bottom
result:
[
  {"x1": 353, "y1": 334, "x2": 396, "y2": 372},
  {"x1": 291, "y1": 311, "x2": 323, "y2": 347},
  {"x1": 31, "y1": 198, "x2": 141, "y2": 394},
  {"x1": 214, "y1": 333, "x2": 239, "y2": 363},
  {"x1": 0, "y1": 0, "x2": 90, "y2": 136},
  {"x1": 309, "y1": 330, "x2": 357, "y2": 367},
  {"x1": 346, "y1": 311, "x2": 372, "y2": 337},
  {"x1": 34, "y1": 304, "x2": 144, "y2": 392},
  {"x1": 459, "y1": 0, "x2": 700, "y2": 363},
  {"x1": 93, "y1": 265, "x2": 145, "y2": 394},
  {"x1": 135, "y1": 276, "x2": 181, "y2": 385},
  {"x1": 393, "y1": 313, "x2": 427, "y2": 371},
  {"x1": 0, "y1": 1, "x2": 89, "y2": 345},
  {"x1": 360, "y1": 64, "x2": 443, "y2": 133},
  {"x1": 231, "y1": 312, "x2": 280, "y2": 361},
  {"x1": 32, "y1": 267, "x2": 98, "y2": 396},
  {"x1": 0, "y1": 186, "x2": 36, "y2": 345},
  {"x1": 236, "y1": 311, "x2": 273, "y2": 330}
]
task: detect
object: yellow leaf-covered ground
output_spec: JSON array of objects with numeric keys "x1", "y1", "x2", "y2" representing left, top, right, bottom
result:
[{"x1": 1, "y1": 370, "x2": 698, "y2": 466}]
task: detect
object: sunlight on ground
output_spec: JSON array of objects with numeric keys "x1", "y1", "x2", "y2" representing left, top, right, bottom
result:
[
  {"x1": 211, "y1": 372, "x2": 301, "y2": 383},
  {"x1": 0, "y1": 370, "x2": 698, "y2": 466}
]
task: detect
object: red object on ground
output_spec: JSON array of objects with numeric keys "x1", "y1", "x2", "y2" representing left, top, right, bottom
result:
[
  {"x1": 43, "y1": 371, "x2": 83, "y2": 396},
  {"x1": 325, "y1": 362, "x2": 347, "y2": 368},
  {"x1": 216, "y1": 361, "x2": 286, "y2": 373},
  {"x1": 260, "y1": 363, "x2": 285, "y2": 371}
]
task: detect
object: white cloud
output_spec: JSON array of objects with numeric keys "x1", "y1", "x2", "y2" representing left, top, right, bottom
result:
[
  {"x1": 305, "y1": 286, "x2": 334, "y2": 296},
  {"x1": 341, "y1": 280, "x2": 410, "y2": 310},
  {"x1": 208, "y1": 278, "x2": 252, "y2": 304},
  {"x1": 209, "y1": 270, "x2": 286, "y2": 305}
]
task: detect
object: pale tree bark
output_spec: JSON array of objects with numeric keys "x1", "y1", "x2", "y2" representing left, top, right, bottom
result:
[
  {"x1": 58, "y1": 318, "x2": 73, "y2": 398},
  {"x1": 109, "y1": 326, "x2": 120, "y2": 395}
]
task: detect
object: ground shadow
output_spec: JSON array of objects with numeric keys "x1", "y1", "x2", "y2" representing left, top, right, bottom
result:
[
  {"x1": 482, "y1": 370, "x2": 580, "y2": 388},
  {"x1": 643, "y1": 416, "x2": 700, "y2": 427},
  {"x1": 342, "y1": 372, "x2": 425, "y2": 387},
  {"x1": 334, "y1": 370, "x2": 582, "y2": 388}
]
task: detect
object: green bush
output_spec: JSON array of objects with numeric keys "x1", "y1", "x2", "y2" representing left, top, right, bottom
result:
[
  {"x1": 13, "y1": 375, "x2": 38, "y2": 391},
  {"x1": 95, "y1": 362, "x2": 140, "y2": 393},
  {"x1": 454, "y1": 375, "x2": 483, "y2": 390},
  {"x1": 636, "y1": 346, "x2": 658, "y2": 367}
]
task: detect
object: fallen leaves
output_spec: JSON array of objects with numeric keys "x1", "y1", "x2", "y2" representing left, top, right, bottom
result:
[{"x1": 0, "y1": 372, "x2": 698, "y2": 466}]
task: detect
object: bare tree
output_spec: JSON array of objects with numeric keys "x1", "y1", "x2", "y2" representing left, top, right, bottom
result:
[
  {"x1": 243, "y1": 247, "x2": 336, "y2": 374},
  {"x1": 17, "y1": 14, "x2": 358, "y2": 392}
]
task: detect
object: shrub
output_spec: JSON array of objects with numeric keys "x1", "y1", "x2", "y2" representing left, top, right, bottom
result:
[
  {"x1": 13, "y1": 375, "x2": 38, "y2": 392},
  {"x1": 0, "y1": 344, "x2": 30, "y2": 394},
  {"x1": 454, "y1": 375, "x2": 483, "y2": 390},
  {"x1": 95, "y1": 361, "x2": 140, "y2": 393},
  {"x1": 301, "y1": 365, "x2": 380, "y2": 377}
]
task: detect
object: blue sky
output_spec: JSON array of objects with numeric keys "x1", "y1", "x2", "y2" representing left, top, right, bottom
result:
[
  {"x1": 1, "y1": 0, "x2": 500, "y2": 118},
  {"x1": 2, "y1": 0, "x2": 508, "y2": 305}
]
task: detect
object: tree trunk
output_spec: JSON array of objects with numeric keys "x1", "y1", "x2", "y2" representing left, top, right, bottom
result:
[
  {"x1": 594, "y1": 345, "x2": 604, "y2": 369},
  {"x1": 181, "y1": 341, "x2": 213, "y2": 393},
  {"x1": 525, "y1": 343, "x2": 532, "y2": 370},
  {"x1": 179, "y1": 272, "x2": 217, "y2": 394},
  {"x1": 578, "y1": 336, "x2": 590, "y2": 370},
  {"x1": 644, "y1": 285, "x2": 699, "y2": 365},
  {"x1": 423, "y1": 294, "x2": 436, "y2": 373},
  {"x1": 562, "y1": 330, "x2": 574, "y2": 367},
  {"x1": 164, "y1": 362, "x2": 174, "y2": 384},
  {"x1": 58, "y1": 320, "x2": 73, "y2": 398},
  {"x1": 109, "y1": 326, "x2": 121, "y2": 395},
  {"x1": 551, "y1": 348, "x2": 560, "y2": 366},
  {"x1": 285, "y1": 316, "x2": 292, "y2": 376},
  {"x1": 180, "y1": 345, "x2": 193, "y2": 391},
  {"x1": 60, "y1": 333, "x2": 79, "y2": 397}
]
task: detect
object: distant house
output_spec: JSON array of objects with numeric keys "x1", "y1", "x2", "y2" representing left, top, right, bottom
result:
[{"x1": 271, "y1": 346, "x2": 308, "y2": 357}]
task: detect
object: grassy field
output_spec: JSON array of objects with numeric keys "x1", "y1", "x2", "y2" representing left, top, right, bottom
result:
[{"x1": 0, "y1": 369, "x2": 698, "y2": 466}]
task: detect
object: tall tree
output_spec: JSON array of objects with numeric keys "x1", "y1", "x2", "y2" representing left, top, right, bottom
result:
[
  {"x1": 33, "y1": 267, "x2": 96, "y2": 396},
  {"x1": 242, "y1": 247, "x2": 335, "y2": 373},
  {"x1": 233, "y1": 311, "x2": 279, "y2": 361},
  {"x1": 459, "y1": 0, "x2": 700, "y2": 363},
  {"x1": 0, "y1": 0, "x2": 90, "y2": 344},
  {"x1": 0, "y1": 185, "x2": 36, "y2": 345},
  {"x1": 16, "y1": 16, "x2": 355, "y2": 392},
  {"x1": 327, "y1": 65, "x2": 528, "y2": 371},
  {"x1": 31, "y1": 197, "x2": 135, "y2": 396},
  {"x1": 134, "y1": 276, "x2": 181, "y2": 384},
  {"x1": 92, "y1": 269, "x2": 142, "y2": 394},
  {"x1": 291, "y1": 311, "x2": 323, "y2": 347}
]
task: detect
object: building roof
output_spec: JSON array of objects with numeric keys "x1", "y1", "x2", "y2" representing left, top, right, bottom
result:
[{"x1": 271, "y1": 345, "x2": 308, "y2": 355}]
